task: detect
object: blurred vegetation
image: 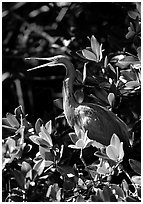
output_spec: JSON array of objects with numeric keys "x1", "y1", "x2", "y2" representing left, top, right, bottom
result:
[{"x1": 2, "y1": 2, "x2": 141, "y2": 202}]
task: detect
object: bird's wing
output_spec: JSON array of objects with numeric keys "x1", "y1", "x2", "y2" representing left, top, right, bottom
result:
[{"x1": 73, "y1": 104, "x2": 130, "y2": 147}]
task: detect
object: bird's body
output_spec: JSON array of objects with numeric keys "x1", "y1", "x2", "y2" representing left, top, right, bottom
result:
[{"x1": 27, "y1": 55, "x2": 131, "y2": 151}]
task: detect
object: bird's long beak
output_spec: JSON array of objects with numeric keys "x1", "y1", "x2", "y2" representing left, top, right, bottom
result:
[{"x1": 25, "y1": 57, "x2": 57, "y2": 71}]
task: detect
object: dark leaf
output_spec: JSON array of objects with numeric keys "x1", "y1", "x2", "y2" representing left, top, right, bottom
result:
[
  {"x1": 14, "y1": 105, "x2": 24, "y2": 118},
  {"x1": 2, "y1": 125, "x2": 17, "y2": 138},
  {"x1": 76, "y1": 194, "x2": 85, "y2": 202},
  {"x1": 102, "y1": 185, "x2": 112, "y2": 201},
  {"x1": 6, "y1": 113, "x2": 19, "y2": 128},
  {"x1": 8, "y1": 195, "x2": 24, "y2": 202},
  {"x1": 126, "y1": 196, "x2": 138, "y2": 202},
  {"x1": 54, "y1": 98, "x2": 63, "y2": 110},
  {"x1": 129, "y1": 159, "x2": 141, "y2": 175},
  {"x1": 12, "y1": 169, "x2": 25, "y2": 189},
  {"x1": 35, "y1": 118, "x2": 43, "y2": 134}
]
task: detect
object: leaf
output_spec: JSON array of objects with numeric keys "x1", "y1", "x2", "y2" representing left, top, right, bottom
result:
[
  {"x1": 6, "y1": 113, "x2": 19, "y2": 128},
  {"x1": 74, "y1": 89, "x2": 84, "y2": 104},
  {"x1": 29, "y1": 135, "x2": 41, "y2": 145},
  {"x1": 106, "y1": 145, "x2": 118, "y2": 161},
  {"x1": 126, "y1": 196, "x2": 138, "y2": 202},
  {"x1": 108, "y1": 63, "x2": 116, "y2": 74},
  {"x1": 94, "y1": 151, "x2": 109, "y2": 160},
  {"x1": 129, "y1": 159, "x2": 141, "y2": 175},
  {"x1": 33, "y1": 159, "x2": 45, "y2": 176},
  {"x1": 21, "y1": 161, "x2": 31, "y2": 174},
  {"x1": 39, "y1": 146, "x2": 50, "y2": 159},
  {"x1": 110, "y1": 184, "x2": 125, "y2": 199},
  {"x1": 2, "y1": 125, "x2": 17, "y2": 138},
  {"x1": 45, "y1": 120, "x2": 52, "y2": 134},
  {"x1": 110, "y1": 133, "x2": 120, "y2": 148},
  {"x1": 69, "y1": 132, "x2": 78, "y2": 144},
  {"x1": 35, "y1": 118, "x2": 43, "y2": 134},
  {"x1": 97, "y1": 165, "x2": 111, "y2": 175},
  {"x1": 45, "y1": 151, "x2": 54, "y2": 162},
  {"x1": 108, "y1": 93, "x2": 115, "y2": 107},
  {"x1": 75, "y1": 69, "x2": 83, "y2": 83},
  {"x1": 82, "y1": 49, "x2": 97, "y2": 61},
  {"x1": 131, "y1": 176, "x2": 141, "y2": 185},
  {"x1": 137, "y1": 47, "x2": 141, "y2": 61},
  {"x1": 8, "y1": 195, "x2": 24, "y2": 202},
  {"x1": 128, "y1": 10, "x2": 139, "y2": 20},
  {"x1": 6, "y1": 138, "x2": 16, "y2": 153},
  {"x1": 76, "y1": 50, "x2": 86, "y2": 59},
  {"x1": 76, "y1": 139, "x2": 84, "y2": 148},
  {"x1": 54, "y1": 98, "x2": 63, "y2": 110},
  {"x1": 57, "y1": 166, "x2": 75, "y2": 177},
  {"x1": 12, "y1": 169, "x2": 25, "y2": 189},
  {"x1": 40, "y1": 126, "x2": 53, "y2": 147},
  {"x1": 76, "y1": 194, "x2": 85, "y2": 202},
  {"x1": 82, "y1": 62, "x2": 87, "y2": 83},
  {"x1": 14, "y1": 105, "x2": 24, "y2": 118},
  {"x1": 103, "y1": 185, "x2": 112, "y2": 202},
  {"x1": 91, "y1": 35, "x2": 100, "y2": 59},
  {"x1": 125, "y1": 81, "x2": 140, "y2": 89}
]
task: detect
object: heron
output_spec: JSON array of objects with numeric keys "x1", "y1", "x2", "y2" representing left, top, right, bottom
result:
[{"x1": 26, "y1": 55, "x2": 131, "y2": 152}]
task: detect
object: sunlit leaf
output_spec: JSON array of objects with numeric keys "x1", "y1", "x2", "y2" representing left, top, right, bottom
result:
[
  {"x1": 39, "y1": 126, "x2": 53, "y2": 147},
  {"x1": 6, "y1": 137, "x2": 16, "y2": 153},
  {"x1": 132, "y1": 175, "x2": 141, "y2": 185},
  {"x1": 92, "y1": 140, "x2": 104, "y2": 149},
  {"x1": 29, "y1": 135, "x2": 41, "y2": 145},
  {"x1": 125, "y1": 81, "x2": 140, "y2": 89},
  {"x1": 91, "y1": 35, "x2": 100, "y2": 59},
  {"x1": 45, "y1": 120, "x2": 52, "y2": 134},
  {"x1": 6, "y1": 113, "x2": 19, "y2": 128},
  {"x1": 33, "y1": 158, "x2": 45, "y2": 175},
  {"x1": 106, "y1": 145, "x2": 118, "y2": 161},
  {"x1": 110, "y1": 133, "x2": 120, "y2": 148},
  {"x1": 108, "y1": 93, "x2": 115, "y2": 107},
  {"x1": 82, "y1": 49, "x2": 97, "y2": 61},
  {"x1": 118, "y1": 142, "x2": 124, "y2": 160},
  {"x1": 137, "y1": 47, "x2": 141, "y2": 61},
  {"x1": 75, "y1": 139, "x2": 84, "y2": 148},
  {"x1": 108, "y1": 63, "x2": 116, "y2": 74},
  {"x1": 97, "y1": 165, "x2": 111, "y2": 175},
  {"x1": 21, "y1": 161, "x2": 31, "y2": 174},
  {"x1": 82, "y1": 62, "x2": 87, "y2": 83},
  {"x1": 94, "y1": 151, "x2": 109, "y2": 160}
]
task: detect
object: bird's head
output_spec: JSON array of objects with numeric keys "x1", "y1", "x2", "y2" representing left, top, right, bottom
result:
[{"x1": 26, "y1": 55, "x2": 69, "y2": 71}]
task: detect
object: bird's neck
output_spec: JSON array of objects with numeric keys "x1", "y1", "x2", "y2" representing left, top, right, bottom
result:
[{"x1": 62, "y1": 60, "x2": 77, "y2": 126}]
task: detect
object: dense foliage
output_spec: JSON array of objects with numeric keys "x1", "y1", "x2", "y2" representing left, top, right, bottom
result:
[{"x1": 2, "y1": 2, "x2": 141, "y2": 202}]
